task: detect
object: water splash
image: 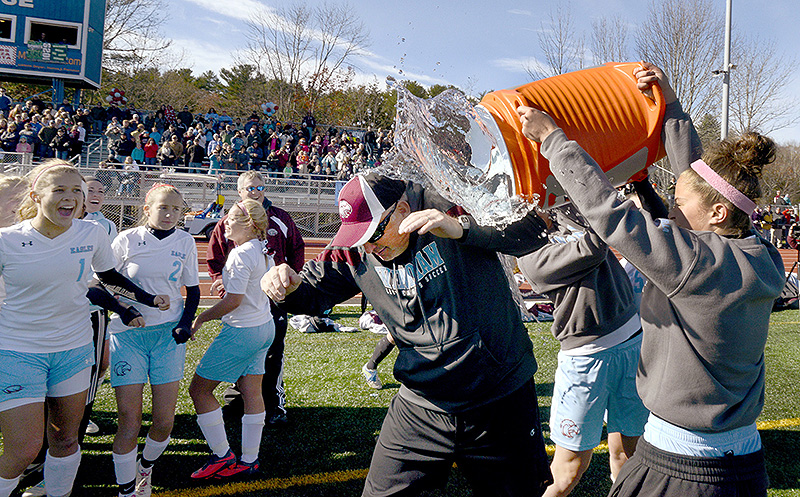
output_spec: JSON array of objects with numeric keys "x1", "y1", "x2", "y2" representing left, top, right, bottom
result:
[{"x1": 378, "y1": 82, "x2": 536, "y2": 228}]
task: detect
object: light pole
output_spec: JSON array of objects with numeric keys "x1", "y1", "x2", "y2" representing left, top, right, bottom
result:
[{"x1": 720, "y1": 0, "x2": 733, "y2": 140}]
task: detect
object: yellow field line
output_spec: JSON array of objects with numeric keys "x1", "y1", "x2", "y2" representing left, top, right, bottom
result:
[
  {"x1": 157, "y1": 418, "x2": 800, "y2": 496},
  {"x1": 156, "y1": 469, "x2": 370, "y2": 497}
]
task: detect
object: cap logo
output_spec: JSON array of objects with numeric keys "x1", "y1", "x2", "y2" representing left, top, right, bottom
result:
[{"x1": 339, "y1": 200, "x2": 353, "y2": 220}]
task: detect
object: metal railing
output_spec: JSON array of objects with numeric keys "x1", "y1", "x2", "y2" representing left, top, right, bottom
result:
[
  {"x1": 83, "y1": 136, "x2": 104, "y2": 167},
  {"x1": 8, "y1": 163, "x2": 343, "y2": 237}
]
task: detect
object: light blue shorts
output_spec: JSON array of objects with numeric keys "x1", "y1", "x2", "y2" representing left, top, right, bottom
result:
[
  {"x1": 109, "y1": 321, "x2": 186, "y2": 387},
  {"x1": 550, "y1": 333, "x2": 649, "y2": 451},
  {"x1": 195, "y1": 321, "x2": 274, "y2": 383},
  {"x1": 0, "y1": 343, "x2": 94, "y2": 411}
]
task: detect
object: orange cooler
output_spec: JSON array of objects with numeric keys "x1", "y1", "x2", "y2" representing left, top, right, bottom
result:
[{"x1": 480, "y1": 62, "x2": 666, "y2": 208}]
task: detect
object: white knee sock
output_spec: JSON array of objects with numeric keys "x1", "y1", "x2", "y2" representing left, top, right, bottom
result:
[
  {"x1": 141, "y1": 434, "x2": 171, "y2": 464},
  {"x1": 112, "y1": 447, "x2": 137, "y2": 485},
  {"x1": 44, "y1": 449, "x2": 81, "y2": 497},
  {"x1": 0, "y1": 476, "x2": 21, "y2": 497},
  {"x1": 196, "y1": 408, "x2": 229, "y2": 457},
  {"x1": 241, "y1": 411, "x2": 266, "y2": 464}
]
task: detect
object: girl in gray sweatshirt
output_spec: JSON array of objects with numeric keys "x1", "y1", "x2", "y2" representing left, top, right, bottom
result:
[{"x1": 517, "y1": 63, "x2": 784, "y2": 497}]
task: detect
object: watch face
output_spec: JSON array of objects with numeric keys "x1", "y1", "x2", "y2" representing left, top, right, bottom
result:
[{"x1": 459, "y1": 216, "x2": 470, "y2": 231}]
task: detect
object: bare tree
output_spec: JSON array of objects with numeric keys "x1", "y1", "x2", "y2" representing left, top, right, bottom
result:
[
  {"x1": 729, "y1": 35, "x2": 799, "y2": 135},
  {"x1": 635, "y1": 0, "x2": 723, "y2": 119},
  {"x1": 103, "y1": 0, "x2": 172, "y2": 70},
  {"x1": 242, "y1": 0, "x2": 369, "y2": 120},
  {"x1": 524, "y1": 2, "x2": 584, "y2": 80},
  {"x1": 591, "y1": 15, "x2": 629, "y2": 65}
]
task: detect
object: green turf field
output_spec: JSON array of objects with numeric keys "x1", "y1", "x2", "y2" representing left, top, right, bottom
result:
[{"x1": 12, "y1": 307, "x2": 800, "y2": 496}]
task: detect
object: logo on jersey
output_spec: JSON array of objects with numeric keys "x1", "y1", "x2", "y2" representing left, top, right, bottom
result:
[
  {"x1": 267, "y1": 228, "x2": 278, "y2": 237},
  {"x1": 21, "y1": 241, "x2": 33, "y2": 247},
  {"x1": 138, "y1": 241, "x2": 147, "y2": 246},
  {"x1": 373, "y1": 241, "x2": 447, "y2": 293},
  {"x1": 339, "y1": 200, "x2": 353, "y2": 219},
  {"x1": 70, "y1": 245, "x2": 94, "y2": 254},
  {"x1": 1, "y1": 384, "x2": 22, "y2": 394},
  {"x1": 171, "y1": 250, "x2": 186, "y2": 260},
  {"x1": 560, "y1": 419, "x2": 580, "y2": 439},
  {"x1": 113, "y1": 361, "x2": 132, "y2": 377}
]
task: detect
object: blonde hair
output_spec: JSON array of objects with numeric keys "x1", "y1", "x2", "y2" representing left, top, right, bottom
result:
[
  {"x1": 230, "y1": 198, "x2": 272, "y2": 266},
  {"x1": 0, "y1": 174, "x2": 29, "y2": 225},
  {"x1": 138, "y1": 183, "x2": 185, "y2": 226},
  {"x1": 18, "y1": 160, "x2": 83, "y2": 221}
]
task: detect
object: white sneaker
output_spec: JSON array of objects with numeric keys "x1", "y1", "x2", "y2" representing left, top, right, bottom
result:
[
  {"x1": 135, "y1": 460, "x2": 152, "y2": 497},
  {"x1": 361, "y1": 363, "x2": 382, "y2": 389},
  {"x1": 21, "y1": 480, "x2": 46, "y2": 497},
  {"x1": 85, "y1": 419, "x2": 100, "y2": 435}
]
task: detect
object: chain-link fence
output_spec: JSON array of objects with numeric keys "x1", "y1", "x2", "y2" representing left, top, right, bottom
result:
[
  {"x1": 9, "y1": 163, "x2": 342, "y2": 237},
  {"x1": 0, "y1": 151, "x2": 33, "y2": 174}
]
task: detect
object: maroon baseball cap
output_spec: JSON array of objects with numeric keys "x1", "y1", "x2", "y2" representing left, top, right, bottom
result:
[{"x1": 331, "y1": 173, "x2": 406, "y2": 247}]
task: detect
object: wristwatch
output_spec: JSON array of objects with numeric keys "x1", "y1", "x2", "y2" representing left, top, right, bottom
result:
[{"x1": 457, "y1": 215, "x2": 470, "y2": 241}]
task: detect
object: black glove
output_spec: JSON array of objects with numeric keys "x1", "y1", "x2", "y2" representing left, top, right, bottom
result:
[{"x1": 172, "y1": 326, "x2": 193, "y2": 344}]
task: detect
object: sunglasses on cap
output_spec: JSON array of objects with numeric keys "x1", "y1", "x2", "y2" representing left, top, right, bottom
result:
[
  {"x1": 245, "y1": 185, "x2": 266, "y2": 192},
  {"x1": 368, "y1": 202, "x2": 397, "y2": 244}
]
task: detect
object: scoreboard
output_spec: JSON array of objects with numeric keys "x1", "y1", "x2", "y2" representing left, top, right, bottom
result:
[{"x1": 0, "y1": 0, "x2": 105, "y2": 89}]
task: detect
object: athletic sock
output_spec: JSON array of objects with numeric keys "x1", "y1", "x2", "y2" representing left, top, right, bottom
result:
[
  {"x1": 112, "y1": 447, "x2": 137, "y2": 485},
  {"x1": 241, "y1": 411, "x2": 266, "y2": 464},
  {"x1": 0, "y1": 476, "x2": 21, "y2": 497},
  {"x1": 44, "y1": 448, "x2": 81, "y2": 497},
  {"x1": 196, "y1": 408, "x2": 230, "y2": 457},
  {"x1": 367, "y1": 335, "x2": 395, "y2": 370},
  {"x1": 141, "y1": 434, "x2": 171, "y2": 467}
]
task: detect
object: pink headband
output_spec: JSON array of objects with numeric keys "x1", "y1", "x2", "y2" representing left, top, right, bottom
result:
[
  {"x1": 31, "y1": 164, "x2": 60, "y2": 189},
  {"x1": 690, "y1": 159, "x2": 756, "y2": 215},
  {"x1": 145, "y1": 183, "x2": 174, "y2": 202}
]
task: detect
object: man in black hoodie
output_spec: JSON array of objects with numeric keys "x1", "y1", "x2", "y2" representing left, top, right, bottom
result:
[{"x1": 262, "y1": 172, "x2": 553, "y2": 496}]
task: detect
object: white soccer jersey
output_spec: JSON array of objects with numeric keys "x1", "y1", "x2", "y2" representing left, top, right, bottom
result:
[
  {"x1": 222, "y1": 239, "x2": 273, "y2": 327},
  {"x1": 108, "y1": 227, "x2": 200, "y2": 333},
  {"x1": 0, "y1": 219, "x2": 118, "y2": 352}
]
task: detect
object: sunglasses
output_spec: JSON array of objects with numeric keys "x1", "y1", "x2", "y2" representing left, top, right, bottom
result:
[
  {"x1": 368, "y1": 203, "x2": 397, "y2": 244},
  {"x1": 245, "y1": 185, "x2": 266, "y2": 192}
]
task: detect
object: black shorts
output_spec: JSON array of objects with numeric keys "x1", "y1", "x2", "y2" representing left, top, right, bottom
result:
[
  {"x1": 609, "y1": 439, "x2": 768, "y2": 497},
  {"x1": 363, "y1": 379, "x2": 552, "y2": 497}
]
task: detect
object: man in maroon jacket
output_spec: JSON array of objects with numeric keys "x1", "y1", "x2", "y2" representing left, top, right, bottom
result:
[{"x1": 207, "y1": 170, "x2": 305, "y2": 425}]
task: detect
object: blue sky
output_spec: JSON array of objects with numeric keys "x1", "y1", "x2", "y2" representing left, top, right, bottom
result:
[{"x1": 164, "y1": 0, "x2": 800, "y2": 144}]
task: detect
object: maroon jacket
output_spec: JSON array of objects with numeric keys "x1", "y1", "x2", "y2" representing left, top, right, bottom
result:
[{"x1": 207, "y1": 198, "x2": 305, "y2": 296}]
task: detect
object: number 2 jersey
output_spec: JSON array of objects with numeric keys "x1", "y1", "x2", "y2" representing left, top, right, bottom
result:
[
  {"x1": 0, "y1": 219, "x2": 117, "y2": 353},
  {"x1": 108, "y1": 226, "x2": 200, "y2": 333}
]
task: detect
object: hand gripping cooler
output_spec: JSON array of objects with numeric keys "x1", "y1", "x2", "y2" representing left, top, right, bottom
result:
[{"x1": 479, "y1": 62, "x2": 667, "y2": 208}]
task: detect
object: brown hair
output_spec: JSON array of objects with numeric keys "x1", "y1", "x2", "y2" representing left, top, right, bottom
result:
[{"x1": 681, "y1": 132, "x2": 775, "y2": 237}]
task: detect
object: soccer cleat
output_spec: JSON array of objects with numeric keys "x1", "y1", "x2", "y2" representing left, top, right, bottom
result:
[
  {"x1": 21, "y1": 480, "x2": 46, "y2": 497},
  {"x1": 135, "y1": 460, "x2": 152, "y2": 497},
  {"x1": 214, "y1": 459, "x2": 260, "y2": 478},
  {"x1": 362, "y1": 363, "x2": 382, "y2": 389},
  {"x1": 268, "y1": 410, "x2": 288, "y2": 426},
  {"x1": 190, "y1": 449, "x2": 236, "y2": 479}
]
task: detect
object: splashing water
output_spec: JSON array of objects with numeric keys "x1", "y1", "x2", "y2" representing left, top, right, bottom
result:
[{"x1": 378, "y1": 81, "x2": 536, "y2": 228}]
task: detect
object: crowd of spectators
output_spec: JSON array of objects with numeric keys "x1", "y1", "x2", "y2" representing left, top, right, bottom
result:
[
  {"x1": 752, "y1": 191, "x2": 798, "y2": 248},
  {"x1": 0, "y1": 87, "x2": 395, "y2": 185},
  {"x1": 1, "y1": 88, "x2": 92, "y2": 161}
]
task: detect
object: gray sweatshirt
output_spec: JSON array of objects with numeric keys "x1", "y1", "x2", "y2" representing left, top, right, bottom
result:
[
  {"x1": 517, "y1": 208, "x2": 638, "y2": 350},
  {"x1": 539, "y1": 101, "x2": 784, "y2": 432}
]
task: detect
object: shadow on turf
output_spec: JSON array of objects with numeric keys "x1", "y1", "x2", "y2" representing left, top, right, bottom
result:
[
  {"x1": 74, "y1": 406, "x2": 388, "y2": 496},
  {"x1": 762, "y1": 429, "x2": 800, "y2": 489}
]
